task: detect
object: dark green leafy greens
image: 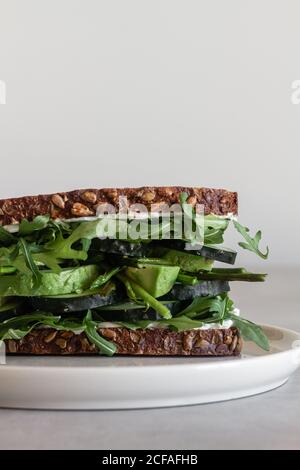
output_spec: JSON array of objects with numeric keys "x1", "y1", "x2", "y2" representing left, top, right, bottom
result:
[
  {"x1": 0, "y1": 197, "x2": 270, "y2": 354},
  {"x1": 233, "y1": 220, "x2": 269, "y2": 259},
  {"x1": 83, "y1": 310, "x2": 117, "y2": 356},
  {"x1": 19, "y1": 215, "x2": 50, "y2": 236},
  {"x1": 228, "y1": 313, "x2": 270, "y2": 351},
  {"x1": 18, "y1": 238, "x2": 42, "y2": 287}
]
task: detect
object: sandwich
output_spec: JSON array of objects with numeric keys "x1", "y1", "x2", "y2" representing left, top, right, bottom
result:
[{"x1": 0, "y1": 186, "x2": 269, "y2": 356}]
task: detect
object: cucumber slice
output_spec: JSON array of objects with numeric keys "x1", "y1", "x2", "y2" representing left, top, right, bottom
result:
[
  {"x1": 154, "y1": 240, "x2": 237, "y2": 265},
  {"x1": 167, "y1": 280, "x2": 230, "y2": 300},
  {"x1": 196, "y1": 245, "x2": 237, "y2": 265},
  {"x1": 94, "y1": 239, "x2": 150, "y2": 257},
  {"x1": 29, "y1": 284, "x2": 122, "y2": 313},
  {"x1": 29, "y1": 291, "x2": 121, "y2": 313},
  {"x1": 93, "y1": 238, "x2": 236, "y2": 265}
]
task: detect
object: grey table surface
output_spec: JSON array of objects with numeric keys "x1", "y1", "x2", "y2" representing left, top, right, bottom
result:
[{"x1": 0, "y1": 267, "x2": 299, "y2": 450}]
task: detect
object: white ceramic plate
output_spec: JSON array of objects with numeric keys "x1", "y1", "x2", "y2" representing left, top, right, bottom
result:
[{"x1": 0, "y1": 324, "x2": 300, "y2": 409}]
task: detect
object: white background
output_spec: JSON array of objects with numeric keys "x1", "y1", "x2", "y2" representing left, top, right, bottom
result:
[{"x1": 0, "y1": 0, "x2": 299, "y2": 267}]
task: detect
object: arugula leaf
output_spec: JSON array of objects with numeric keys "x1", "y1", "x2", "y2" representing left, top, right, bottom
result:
[
  {"x1": 178, "y1": 296, "x2": 218, "y2": 317},
  {"x1": 18, "y1": 238, "x2": 42, "y2": 287},
  {"x1": 83, "y1": 310, "x2": 117, "y2": 356},
  {"x1": 179, "y1": 192, "x2": 203, "y2": 245},
  {"x1": 204, "y1": 215, "x2": 230, "y2": 245},
  {"x1": 19, "y1": 215, "x2": 50, "y2": 236},
  {"x1": 229, "y1": 313, "x2": 270, "y2": 351},
  {"x1": 207, "y1": 294, "x2": 233, "y2": 322},
  {"x1": 0, "y1": 313, "x2": 62, "y2": 340},
  {"x1": 233, "y1": 220, "x2": 269, "y2": 259},
  {"x1": 32, "y1": 252, "x2": 62, "y2": 273},
  {"x1": 178, "y1": 293, "x2": 233, "y2": 321},
  {"x1": 45, "y1": 219, "x2": 102, "y2": 261}
]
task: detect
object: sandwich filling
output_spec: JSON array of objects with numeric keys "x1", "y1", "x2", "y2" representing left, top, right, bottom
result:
[{"x1": 0, "y1": 193, "x2": 269, "y2": 355}]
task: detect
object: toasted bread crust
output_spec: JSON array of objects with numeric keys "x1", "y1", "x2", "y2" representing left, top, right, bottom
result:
[
  {"x1": 0, "y1": 186, "x2": 238, "y2": 225},
  {"x1": 5, "y1": 326, "x2": 242, "y2": 356}
]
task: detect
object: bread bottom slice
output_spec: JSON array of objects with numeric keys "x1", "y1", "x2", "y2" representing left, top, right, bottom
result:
[{"x1": 5, "y1": 327, "x2": 242, "y2": 356}]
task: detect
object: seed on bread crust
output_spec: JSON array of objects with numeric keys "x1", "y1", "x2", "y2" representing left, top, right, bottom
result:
[
  {"x1": 8, "y1": 340, "x2": 17, "y2": 353},
  {"x1": 230, "y1": 335, "x2": 238, "y2": 352},
  {"x1": 187, "y1": 196, "x2": 197, "y2": 207},
  {"x1": 71, "y1": 202, "x2": 94, "y2": 216},
  {"x1": 44, "y1": 331, "x2": 58, "y2": 343},
  {"x1": 142, "y1": 191, "x2": 155, "y2": 202},
  {"x1": 81, "y1": 191, "x2": 97, "y2": 204},
  {"x1": 51, "y1": 194, "x2": 65, "y2": 209},
  {"x1": 55, "y1": 338, "x2": 67, "y2": 349}
]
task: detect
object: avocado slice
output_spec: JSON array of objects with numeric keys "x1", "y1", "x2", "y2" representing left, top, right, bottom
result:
[
  {"x1": 0, "y1": 265, "x2": 100, "y2": 297},
  {"x1": 161, "y1": 249, "x2": 213, "y2": 273},
  {"x1": 125, "y1": 265, "x2": 180, "y2": 298}
]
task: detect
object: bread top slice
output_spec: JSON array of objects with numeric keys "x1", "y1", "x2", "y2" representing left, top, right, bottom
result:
[{"x1": 0, "y1": 186, "x2": 237, "y2": 225}]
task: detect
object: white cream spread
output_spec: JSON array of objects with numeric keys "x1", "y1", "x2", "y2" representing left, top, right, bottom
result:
[
  {"x1": 93, "y1": 309, "x2": 240, "y2": 331},
  {"x1": 3, "y1": 212, "x2": 238, "y2": 233}
]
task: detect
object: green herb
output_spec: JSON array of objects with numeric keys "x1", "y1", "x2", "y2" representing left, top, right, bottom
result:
[
  {"x1": 19, "y1": 215, "x2": 50, "y2": 236},
  {"x1": 228, "y1": 313, "x2": 270, "y2": 351},
  {"x1": 90, "y1": 267, "x2": 120, "y2": 290},
  {"x1": 179, "y1": 192, "x2": 203, "y2": 245},
  {"x1": 18, "y1": 238, "x2": 42, "y2": 287},
  {"x1": 83, "y1": 310, "x2": 117, "y2": 356},
  {"x1": 233, "y1": 220, "x2": 269, "y2": 259},
  {"x1": 0, "y1": 313, "x2": 62, "y2": 340},
  {"x1": 204, "y1": 215, "x2": 230, "y2": 245},
  {"x1": 45, "y1": 220, "x2": 102, "y2": 261},
  {"x1": 178, "y1": 293, "x2": 233, "y2": 321}
]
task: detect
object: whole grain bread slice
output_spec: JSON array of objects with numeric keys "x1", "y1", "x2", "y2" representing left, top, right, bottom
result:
[
  {"x1": 0, "y1": 186, "x2": 237, "y2": 225},
  {"x1": 5, "y1": 326, "x2": 242, "y2": 356}
]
